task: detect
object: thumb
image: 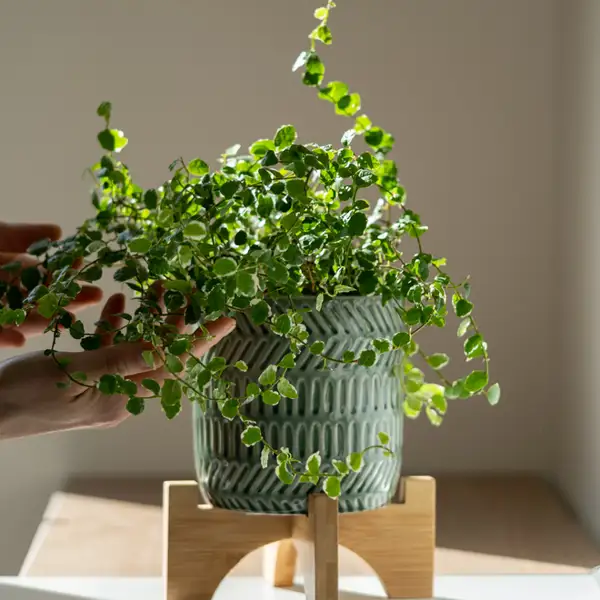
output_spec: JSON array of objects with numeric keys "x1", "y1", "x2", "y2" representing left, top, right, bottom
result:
[{"x1": 67, "y1": 316, "x2": 236, "y2": 382}]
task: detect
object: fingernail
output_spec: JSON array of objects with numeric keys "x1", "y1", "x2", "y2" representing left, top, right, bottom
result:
[{"x1": 223, "y1": 318, "x2": 236, "y2": 334}]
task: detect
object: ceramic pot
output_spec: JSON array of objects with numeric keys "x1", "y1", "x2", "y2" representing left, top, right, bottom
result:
[{"x1": 193, "y1": 296, "x2": 403, "y2": 514}]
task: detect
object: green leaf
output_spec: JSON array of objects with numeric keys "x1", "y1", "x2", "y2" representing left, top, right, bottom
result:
[
  {"x1": 342, "y1": 350, "x2": 356, "y2": 363},
  {"x1": 37, "y1": 292, "x2": 59, "y2": 319},
  {"x1": 426, "y1": 353, "x2": 450, "y2": 370},
  {"x1": 98, "y1": 374, "x2": 118, "y2": 395},
  {"x1": 358, "y1": 349, "x2": 377, "y2": 367},
  {"x1": 220, "y1": 180, "x2": 240, "y2": 199},
  {"x1": 277, "y1": 377, "x2": 298, "y2": 399},
  {"x1": 314, "y1": 6, "x2": 328, "y2": 19},
  {"x1": 142, "y1": 350, "x2": 155, "y2": 369},
  {"x1": 319, "y1": 81, "x2": 348, "y2": 103},
  {"x1": 261, "y1": 150, "x2": 278, "y2": 166},
  {"x1": 69, "y1": 320, "x2": 85, "y2": 340},
  {"x1": 332, "y1": 459, "x2": 349, "y2": 476},
  {"x1": 79, "y1": 265, "x2": 102, "y2": 282},
  {"x1": 214, "y1": 257, "x2": 238, "y2": 277},
  {"x1": 426, "y1": 407, "x2": 443, "y2": 426},
  {"x1": 235, "y1": 271, "x2": 257, "y2": 296},
  {"x1": 347, "y1": 212, "x2": 367, "y2": 236},
  {"x1": 162, "y1": 402, "x2": 181, "y2": 420},
  {"x1": 286, "y1": 178, "x2": 306, "y2": 199},
  {"x1": 97, "y1": 101, "x2": 112, "y2": 120},
  {"x1": 404, "y1": 307, "x2": 422, "y2": 326},
  {"x1": 250, "y1": 139, "x2": 275, "y2": 158},
  {"x1": 163, "y1": 280, "x2": 192, "y2": 293},
  {"x1": 80, "y1": 335, "x2": 102, "y2": 351},
  {"x1": 303, "y1": 54, "x2": 325, "y2": 86},
  {"x1": 220, "y1": 399, "x2": 239, "y2": 420},
  {"x1": 292, "y1": 51, "x2": 310, "y2": 72},
  {"x1": 464, "y1": 334, "x2": 485, "y2": 359},
  {"x1": 169, "y1": 338, "x2": 190, "y2": 356},
  {"x1": 334, "y1": 285, "x2": 355, "y2": 294},
  {"x1": 234, "y1": 360, "x2": 248, "y2": 372},
  {"x1": 141, "y1": 378, "x2": 161, "y2": 396},
  {"x1": 455, "y1": 298, "x2": 474, "y2": 318},
  {"x1": 310, "y1": 341, "x2": 325, "y2": 355},
  {"x1": 241, "y1": 426, "x2": 262, "y2": 447},
  {"x1": 267, "y1": 260, "x2": 288, "y2": 284},
  {"x1": 258, "y1": 365, "x2": 278, "y2": 386},
  {"x1": 246, "y1": 382, "x2": 261, "y2": 397},
  {"x1": 392, "y1": 332, "x2": 410, "y2": 348},
  {"x1": 207, "y1": 356, "x2": 227, "y2": 373},
  {"x1": 378, "y1": 432, "x2": 390, "y2": 445},
  {"x1": 487, "y1": 383, "x2": 501, "y2": 406},
  {"x1": 166, "y1": 354, "x2": 184, "y2": 373},
  {"x1": 313, "y1": 24, "x2": 332, "y2": 44},
  {"x1": 126, "y1": 397, "x2": 145, "y2": 415},
  {"x1": 278, "y1": 353, "x2": 296, "y2": 369},
  {"x1": 347, "y1": 452, "x2": 363, "y2": 472},
  {"x1": 119, "y1": 380, "x2": 139, "y2": 397},
  {"x1": 324, "y1": 476, "x2": 341, "y2": 498},
  {"x1": 128, "y1": 237, "x2": 151, "y2": 254},
  {"x1": 261, "y1": 446, "x2": 271, "y2": 469},
  {"x1": 354, "y1": 168, "x2": 377, "y2": 187},
  {"x1": 188, "y1": 158, "x2": 209, "y2": 176},
  {"x1": 276, "y1": 462, "x2": 295, "y2": 485},
  {"x1": 306, "y1": 452, "x2": 321, "y2": 475},
  {"x1": 274, "y1": 125, "x2": 297, "y2": 149},
  {"x1": 262, "y1": 390, "x2": 281, "y2": 406},
  {"x1": 273, "y1": 314, "x2": 292, "y2": 335},
  {"x1": 364, "y1": 127, "x2": 385, "y2": 148},
  {"x1": 316, "y1": 293, "x2": 324, "y2": 311},
  {"x1": 372, "y1": 338, "x2": 391, "y2": 353},
  {"x1": 184, "y1": 222, "x2": 207, "y2": 239},
  {"x1": 143, "y1": 189, "x2": 158, "y2": 209},
  {"x1": 196, "y1": 369, "x2": 212, "y2": 388},
  {"x1": 97, "y1": 129, "x2": 128, "y2": 152},
  {"x1": 336, "y1": 93, "x2": 361, "y2": 117},
  {"x1": 431, "y1": 394, "x2": 448, "y2": 414},
  {"x1": 358, "y1": 271, "x2": 378, "y2": 295},
  {"x1": 21, "y1": 267, "x2": 41, "y2": 290},
  {"x1": 161, "y1": 379, "x2": 182, "y2": 405},
  {"x1": 457, "y1": 318, "x2": 471, "y2": 337},
  {"x1": 465, "y1": 370, "x2": 489, "y2": 393},
  {"x1": 251, "y1": 300, "x2": 270, "y2": 325}
]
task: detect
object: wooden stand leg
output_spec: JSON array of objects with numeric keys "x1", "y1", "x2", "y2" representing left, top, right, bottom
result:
[
  {"x1": 272, "y1": 476, "x2": 436, "y2": 599},
  {"x1": 293, "y1": 495, "x2": 339, "y2": 600},
  {"x1": 263, "y1": 539, "x2": 297, "y2": 587}
]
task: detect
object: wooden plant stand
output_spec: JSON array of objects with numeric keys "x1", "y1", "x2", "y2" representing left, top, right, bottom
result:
[{"x1": 163, "y1": 476, "x2": 435, "y2": 600}]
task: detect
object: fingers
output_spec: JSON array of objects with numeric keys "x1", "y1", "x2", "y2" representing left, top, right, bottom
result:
[
  {"x1": 0, "y1": 222, "x2": 62, "y2": 254},
  {"x1": 0, "y1": 285, "x2": 104, "y2": 340},
  {"x1": 95, "y1": 293, "x2": 126, "y2": 346},
  {"x1": 0, "y1": 327, "x2": 26, "y2": 348},
  {"x1": 0, "y1": 252, "x2": 40, "y2": 282},
  {"x1": 72, "y1": 285, "x2": 104, "y2": 307},
  {"x1": 128, "y1": 317, "x2": 237, "y2": 396}
]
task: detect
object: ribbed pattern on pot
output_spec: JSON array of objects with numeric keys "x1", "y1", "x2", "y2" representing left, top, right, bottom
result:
[{"x1": 193, "y1": 296, "x2": 404, "y2": 514}]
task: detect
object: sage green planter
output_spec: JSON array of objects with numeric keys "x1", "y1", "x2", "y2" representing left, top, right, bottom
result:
[{"x1": 193, "y1": 296, "x2": 404, "y2": 514}]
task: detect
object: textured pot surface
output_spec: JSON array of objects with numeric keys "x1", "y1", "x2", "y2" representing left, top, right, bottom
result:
[{"x1": 193, "y1": 296, "x2": 404, "y2": 514}]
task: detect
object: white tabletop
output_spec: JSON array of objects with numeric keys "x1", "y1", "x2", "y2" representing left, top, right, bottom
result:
[{"x1": 1, "y1": 574, "x2": 599, "y2": 600}]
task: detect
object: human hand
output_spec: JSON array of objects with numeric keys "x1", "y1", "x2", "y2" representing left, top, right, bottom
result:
[
  {"x1": 0, "y1": 222, "x2": 103, "y2": 348},
  {"x1": 0, "y1": 293, "x2": 236, "y2": 440}
]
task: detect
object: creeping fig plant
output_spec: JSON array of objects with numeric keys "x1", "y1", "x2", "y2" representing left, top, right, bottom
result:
[{"x1": 0, "y1": 1, "x2": 499, "y2": 499}]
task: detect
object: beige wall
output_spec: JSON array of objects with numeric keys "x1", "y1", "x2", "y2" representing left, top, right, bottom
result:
[
  {"x1": 557, "y1": 0, "x2": 600, "y2": 544},
  {"x1": 0, "y1": 0, "x2": 558, "y2": 573}
]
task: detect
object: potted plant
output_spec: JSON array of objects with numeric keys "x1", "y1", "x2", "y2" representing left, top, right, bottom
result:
[{"x1": 0, "y1": 1, "x2": 499, "y2": 514}]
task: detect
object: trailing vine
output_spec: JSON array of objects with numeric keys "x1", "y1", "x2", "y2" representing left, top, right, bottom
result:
[{"x1": 0, "y1": 1, "x2": 499, "y2": 498}]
